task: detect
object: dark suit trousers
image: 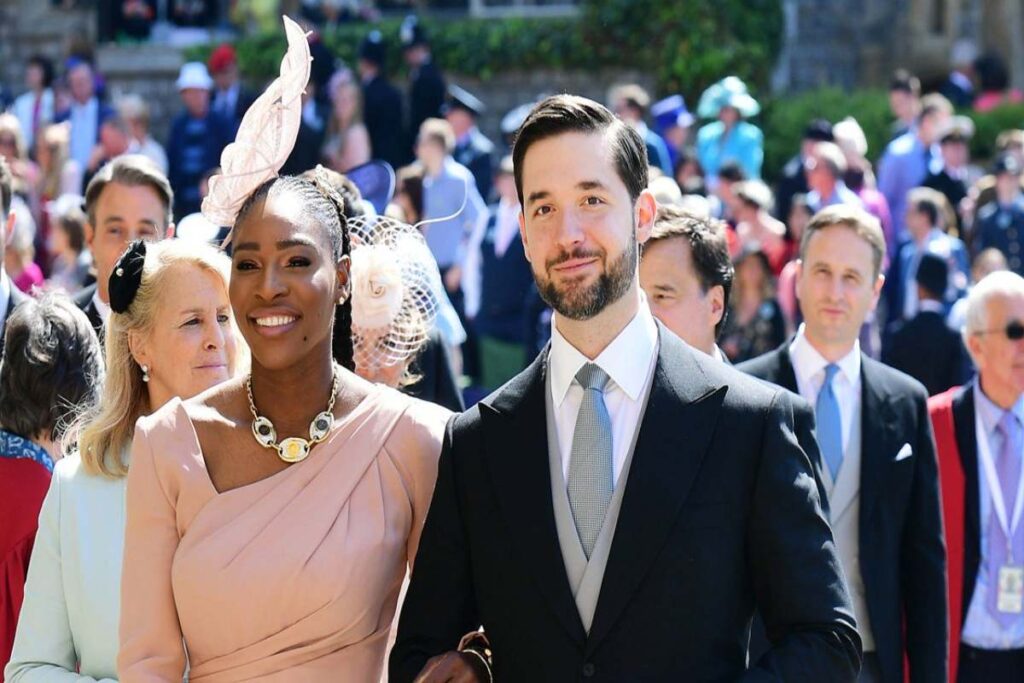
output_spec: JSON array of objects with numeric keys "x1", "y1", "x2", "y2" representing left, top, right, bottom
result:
[{"x1": 958, "y1": 645, "x2": 1024, "y2": 682}]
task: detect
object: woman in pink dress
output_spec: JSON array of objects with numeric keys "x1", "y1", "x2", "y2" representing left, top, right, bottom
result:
[{"x1": 117, "y1": 19, "x2": 451, "y2": 681}]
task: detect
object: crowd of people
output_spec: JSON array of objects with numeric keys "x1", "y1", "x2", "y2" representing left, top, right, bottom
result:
[{"x1": 1, "y1": 13, "x2": 1024, "y2": 683}]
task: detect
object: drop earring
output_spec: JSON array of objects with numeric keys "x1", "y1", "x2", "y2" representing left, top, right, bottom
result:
[{"x1": 141, "y1": 364, "x2": 150, "y2": 383}]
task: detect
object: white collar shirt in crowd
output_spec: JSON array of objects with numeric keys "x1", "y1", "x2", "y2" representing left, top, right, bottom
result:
[
  {"x1": 68, "y1": 97, "x2": 98, "y2": 171},
  {"x1": 788, "y1": 323, "x2": 862, "y2": 454},
  {"x1": 0, "y1": 267, "x2": 11, "y2": 323},
  {"x1": 493, "y1": 198, "x2": 522, "y2": 258},
  {"x1": 549, "y1": 299, "x2": 659, "y2": 487},
  {"x1": 92, "y1": 289, "x2": 111, "y2": 326}
]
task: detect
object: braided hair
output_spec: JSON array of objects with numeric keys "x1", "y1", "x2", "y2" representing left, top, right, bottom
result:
[{"x1": 234, "y1": 173, "x2": 355, "y2": 371}]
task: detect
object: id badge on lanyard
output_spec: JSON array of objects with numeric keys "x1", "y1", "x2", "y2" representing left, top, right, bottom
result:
[{"x1": 976, "y1": 407, "x2": 1024, "y2": 614}]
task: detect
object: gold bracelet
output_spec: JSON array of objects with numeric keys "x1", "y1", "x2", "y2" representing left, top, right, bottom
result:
[{"x1": 458, "y1": 647, "x2": 493, "y2": 683}]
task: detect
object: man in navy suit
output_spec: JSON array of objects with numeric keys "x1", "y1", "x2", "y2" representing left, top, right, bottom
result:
[
  {"x1": 740, "y1": 204, "x2": 948, "y2": 683},
  {"x1": 392, "y1": 94, "x2": 860, "y2": 682}
]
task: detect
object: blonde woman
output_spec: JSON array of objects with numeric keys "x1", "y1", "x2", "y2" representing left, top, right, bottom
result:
[
  {"x1": 35, "y1": 124, "x2": 84, "y2": 208},
  {"x1": 6, "y1": 239, "x2": 243, "y2": 682},
  {"x1": 323, "y1": 69, "x2": 371, "y2": 173}
]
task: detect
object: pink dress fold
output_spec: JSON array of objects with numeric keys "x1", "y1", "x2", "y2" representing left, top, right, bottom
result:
[{"x1": 118, "y1": 386, "x2": 450, "y2": 682}]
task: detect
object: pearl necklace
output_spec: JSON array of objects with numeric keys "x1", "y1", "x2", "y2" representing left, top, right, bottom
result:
[{"x1": 246, "y1": 367, "x2": 340, "y2": 463}]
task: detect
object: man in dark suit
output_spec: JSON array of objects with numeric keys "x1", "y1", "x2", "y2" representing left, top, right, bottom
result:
[
  {"x1": 884, "y1": 252, "x2": 972, "y2": 396},
  {"x1": 401, "y1": 15, "x2": 446, "y2": 160},
  {"x1": 923, "y1": 116, "x2": 976, "y2": 233},
  {"x1": 739, "y1": 205, "x2": 948, "y2": 683},
  {"x1": 207, "y1": 44, "x2": 256, "y2": 135},
  {"x1": 75, "y1": 155, "x2": 175, "y2": 338},
  {"x1": 930, "y1": 271, "x2": 1024, "y2": 682},
  {"x1": 0, "y1": 159, "x2": 28, "y2": 351},
  {"x1": 392, "y1": 95, "x2": 860, "y2": 683},
  {"x1": 445, "y1": 84, "x2": 495, "y2": 202},
  {"x1": 357, "y1": 31, "x2": 405, "y2": 170},
  {"x1": 774, "y1": 119, "x2": 834, "y2": 222},
  {"x1": 54, "y1": 59, "x2": 116, "y2": 192}
]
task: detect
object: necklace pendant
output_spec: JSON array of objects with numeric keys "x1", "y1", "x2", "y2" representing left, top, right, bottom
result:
[
  {"x1": 277, "y1": 437, "x2": 312, "y2": 463},
  {"x1": 252, "y1": 417, "x2": 277, "y2": 448},
  {"x1": 309, "y1": 411, "x2": 334, "y2": 442}
]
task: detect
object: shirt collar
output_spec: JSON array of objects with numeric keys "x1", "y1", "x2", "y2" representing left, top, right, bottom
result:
[
  {"x1": 0, "y1": 268, "x2": 10, "y2": 317},
  {"x1": 974, "y1": 378, "x2": 1024, "y2": 434},
  {"x1": 789, "y1": 323, "x2": 861, "y2": 387},
  {"x1": 92, "y1": 289, "x2": 111, "y2": 325},
  {"x1": 550, "y1": 298, "x2": 659, "y2": 406}
]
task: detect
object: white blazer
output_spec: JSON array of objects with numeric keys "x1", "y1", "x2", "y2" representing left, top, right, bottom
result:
[{"x1": 5, "y1": 453, "x2": 125, "y2": 682}]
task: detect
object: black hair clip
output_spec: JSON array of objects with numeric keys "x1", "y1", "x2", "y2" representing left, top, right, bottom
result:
[{"x1": 109, "y1": 240, "x2": 147, "y2": 314}]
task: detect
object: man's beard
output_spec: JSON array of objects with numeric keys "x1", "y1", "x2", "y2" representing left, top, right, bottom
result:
[{"x1": 535, "y1": 236, "x2": 637, "y2": 321}]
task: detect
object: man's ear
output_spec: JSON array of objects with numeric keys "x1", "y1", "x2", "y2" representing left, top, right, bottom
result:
[
  {"x1": 635, "y1": 189, "x2": 657, "y2": 245},
  {"x1": 708, "y1": 284, "x2": 726, "y2": 327},
  {"x1": 166, "y1": 222, "x2": 176, "y2": 239},
  {"x1": 3, "y1": 211, "x2": 14, "y2": 247},
  {"x1": 84, "y1": 220, "x2": 96, "y2": 249}
]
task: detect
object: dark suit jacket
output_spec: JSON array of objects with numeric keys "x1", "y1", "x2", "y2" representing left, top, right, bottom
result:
[
  {"x1": 738, "y1": 343, "x2": 948, "y2": 683},
  {"x1": 405, "y1": 329, "x2": 465, "y2": 413},
  {"x1": 1, "y1": 276, "x2": 29, "y2": 351},
  {"x1": 362, "y1": 74, "x2": 405, "y2": 169},
  {"x1": 883, "y1": 309, "x2": 972, "y2": 396},
  {"x1": 453, "y1": 128, "x2": 494, "y2": 202},
  {"x1": 392, "y1": 328, "x2": 861, "y2": 682},
  {"x1": 73, "y1": 283, "x2": 104, "y2": 341},
  {"x1": 408, "y1": 60, "x2": 446, "y2": 151}
]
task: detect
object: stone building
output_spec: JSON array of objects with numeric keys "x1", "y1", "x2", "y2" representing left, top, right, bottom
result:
[{"x1": 775, "y1": 0, "x2": 1023, "y2": 92}]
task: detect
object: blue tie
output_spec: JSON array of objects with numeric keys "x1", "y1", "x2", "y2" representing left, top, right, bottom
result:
[{"x1": 816, "y1": 364, "x2": 844, "y2": 481}]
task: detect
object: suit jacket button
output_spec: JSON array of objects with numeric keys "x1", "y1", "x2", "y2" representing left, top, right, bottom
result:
[{"x1": 582, "y1": 662, "x2": 596, "y2": 677}]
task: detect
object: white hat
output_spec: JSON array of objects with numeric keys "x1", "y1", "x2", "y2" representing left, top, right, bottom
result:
[{"x1": 176, "y1": 62, "x2": 213, "y2": 91}]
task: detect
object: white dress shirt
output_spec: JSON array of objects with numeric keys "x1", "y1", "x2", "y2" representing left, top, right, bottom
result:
[
  {"x1": 0, "y1": 267, "x2": 11, "y2": 322},
  {"x1": 549, "y1": 300, "x2": 659, "y2": 487},
  {"x1": 68, "y1": 98, "x2": 99, "y2": 172},
  {"x1": 6, "y1": 453, "x2": 126, "y2": 682},
  {"x1": 91, "y1": 290, "x2": 110, "y2": 326},
  {"x1": 961, "y1": 380, "x2": 1024, "y2": 649},
  {"x1": 788, "y1": 323, "x2": 862, "y2": 457}
]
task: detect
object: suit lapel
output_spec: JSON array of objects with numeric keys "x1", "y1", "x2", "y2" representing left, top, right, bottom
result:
[
  {"x1": 772, "y1": 342, "x2": 800, "y2": 393},
  {"x1": 951, "y1": 384, "x2": 980, "y2": 614},
  {"x1": 586, "y1": 330, "x2": 725, "y2": 652},
  {"x1": 480, "y1": 349, "x2": 586, "y2": 645},
  {"x1": 858, "y1": 357, "x2": 898, "y2": 527}
]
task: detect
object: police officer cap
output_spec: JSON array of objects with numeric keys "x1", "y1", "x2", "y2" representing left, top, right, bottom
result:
[
  {"x1": 400, "y1": 15, "x2": 428, "y2": 49},
  {"x1": 443, "y1": 84, "x2": 486, "y2": 117},
  {"x1": 993, "y1": 153, "x2": 1022, "y2": 176},
  {"x1": 359, "y1": 30, "x2": 387, "y2": 66}
]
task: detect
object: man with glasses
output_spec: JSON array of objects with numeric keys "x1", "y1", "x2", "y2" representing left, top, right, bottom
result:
[{"x1": 930, "y1": 271, "x2": 1024, "y2": 682}]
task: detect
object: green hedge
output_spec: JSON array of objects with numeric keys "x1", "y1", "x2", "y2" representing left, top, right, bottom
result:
[
  {"x1": 759, "y1": 88, "x2": 1024, "y2": 181},
  {"x1": 186, "y1": 1, "x2": 783, "y2": 96}
]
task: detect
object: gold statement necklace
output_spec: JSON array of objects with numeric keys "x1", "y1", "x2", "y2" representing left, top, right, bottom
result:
[{"x1": 246, "y1": 367, "x2": 340, "y2": 463}]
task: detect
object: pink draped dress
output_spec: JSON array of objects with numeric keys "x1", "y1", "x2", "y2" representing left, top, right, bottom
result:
[{"x1": 118, "y1": 386, "x2": 450, "y2": 681}]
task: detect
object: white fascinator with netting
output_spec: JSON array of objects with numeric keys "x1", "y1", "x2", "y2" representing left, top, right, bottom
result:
[
  {"x1": 347, "y1": 214, "x2": 439, "y2": 372},
  {"x1": 202, "y1": 16, "x2": 312, "y2": 228}
]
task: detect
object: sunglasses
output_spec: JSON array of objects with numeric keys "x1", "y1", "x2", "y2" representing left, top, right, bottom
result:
[{"x1": 974, "y1": 320, "x2": 1024, "y2": 340}]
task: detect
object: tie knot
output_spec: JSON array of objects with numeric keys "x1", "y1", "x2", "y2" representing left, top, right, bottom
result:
[
  {"x1": 823, "y1": 363, "x2": 840, "y2": 385},
  {"x1": 576, "y1": 363, "x2": 610, "y2": 392},
  {"x1": 998, "y1": 410, "x2": 1020, "y2": 439}
]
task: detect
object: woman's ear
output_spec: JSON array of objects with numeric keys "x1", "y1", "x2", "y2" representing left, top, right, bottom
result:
[
  {"x1": 336, "y1": 254, "x2": 351, "y2": 303},
  {"x1": 127, "y1": 328, "x2": 151, "y2": 371}
]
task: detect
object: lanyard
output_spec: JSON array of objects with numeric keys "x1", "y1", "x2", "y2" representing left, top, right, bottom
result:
[{"x1": 976, "y1": 407, "x2": 1024, "y2": 561}]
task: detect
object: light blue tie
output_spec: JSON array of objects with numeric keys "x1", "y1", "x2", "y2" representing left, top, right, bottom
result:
[
  {"x1": 816, "y1": 363, "x2": 844, "y2": 481},
  {"x1": 568, "y1": 363, "x2": 614, "y2": 559}
]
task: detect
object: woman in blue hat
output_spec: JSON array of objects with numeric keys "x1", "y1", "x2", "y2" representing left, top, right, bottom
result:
[{"x1": 695, "y1": 76, "x2": 764, "y2": 189}]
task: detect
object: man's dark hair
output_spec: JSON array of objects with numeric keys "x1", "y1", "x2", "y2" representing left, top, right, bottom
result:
[
  {"x1": 908, "y1": 187, "x2": 943, "y2": 227},
  {"x1": 85, "y1": 155, "x2": 174, "y2": 230},
  {"x1": 512, "y1": 94, "x2": 648, "y2": 206},
  {"x1": 28, "y1": 55, "x2": 55, "y2": 89},
  {"x1": 0, "y1": 157, "x2": 12, "y2": 218},
  {"x1": 644, "y1": 205, "x2": 734, "y2": 337},
  {"x1": 0, "y1": 294, "x2": 103, "y2": 442},
  {"x1": 890, "y1": 69, "x2": 921, "y2": 97},
  {"x1": 718, "y1": 161, "x2": 746, "y2": 183}
]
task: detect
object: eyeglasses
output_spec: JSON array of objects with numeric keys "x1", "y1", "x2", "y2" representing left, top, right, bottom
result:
[{"x1": 973, "y1": 320, "x2": 1024, "y2": 340}]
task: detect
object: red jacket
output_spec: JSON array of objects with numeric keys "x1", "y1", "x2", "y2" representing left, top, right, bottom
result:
[
  {"x1": 0, "y1": 456, "x2": 52, "y2": 669},
  {"x1": 928, "y1": 386, "x2": 970, "y2": 682}
]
